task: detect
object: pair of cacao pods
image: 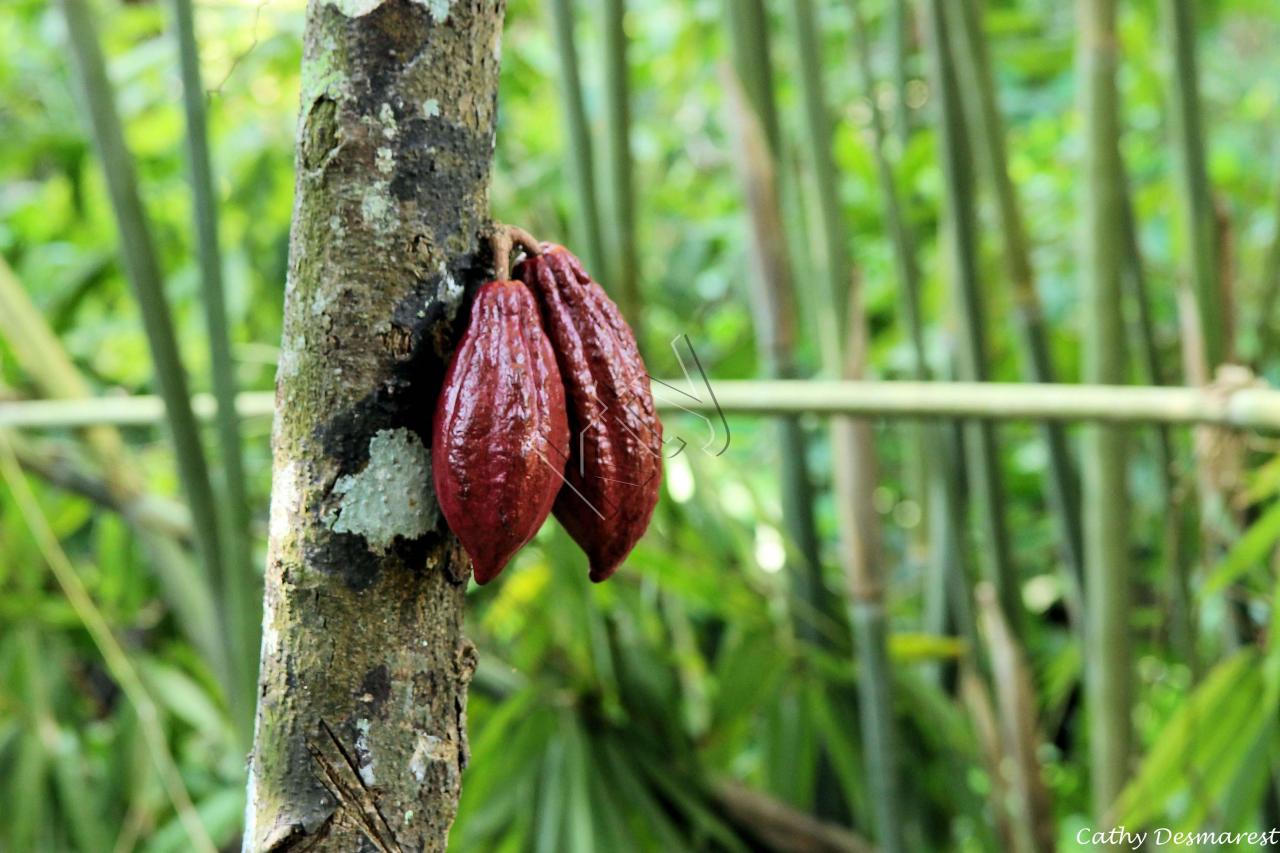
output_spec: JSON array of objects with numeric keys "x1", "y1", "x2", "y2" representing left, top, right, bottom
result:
[{"x1": 432, "y1": 241, "x2": 662, "y2": 585}]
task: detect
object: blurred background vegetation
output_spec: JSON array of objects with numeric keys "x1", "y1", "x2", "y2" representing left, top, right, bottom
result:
[{"x1": 4, "y1": 0, "x2": 1280, "y2": 849}]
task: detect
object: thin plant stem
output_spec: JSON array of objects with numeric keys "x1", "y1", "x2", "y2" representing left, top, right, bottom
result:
[
  {"x1": 0, "y1": 434, "x2": 217, "y2": 853},
  {"x1": 58, "y1": 0, "x2": 235, "y2": 718},
  {"x1": 974, "y1": 585, "x2": 1056, "y2": 853},
  {"x1": 170, "y1": 0, "x2": 258, "y2": 743},
  {"x1": 548, "y1": 0, "x2": 605, "y2": 277},
  {"x1": 12, "y1": 379, "x2": 1280, "y2": 428},
  {"x1": 1077, "y1": 0, "x2": 1132, "y2": 817},
  {"x1": 721, "y1": 22, "x2": 830, "y2": 652},
  {"x1": 1162, "y1": 0, "x2": 1244, "y2": 654},
  {"x1": 847, "y1": 1, "x2": 925, "y2": 373},
  {"x1": 783, "y1": 3, "x2": 907, "y2": 835},
  {"x1": 11, "y1": 379, "x2": 1280, "y2": 429},
  {"x1": 600, "y1": 0, "x2": 641, "y2": 330},
  {"x1": 847, "y1": 0, "x2": 976, "y2": 675},
  {"x1": 0, "y1": 255, "x2": 225, "y2": 678},
  {"x1": 787, "y1": 0, "x2": 848, "y2": 370},
  {"x1": 9, "y1": 432, "x2": 193, "y2": 544},
  {"x1": 0, "y1": 256, "x2": 140, "y2": 496},
  {"x1": 1255, "y1": 167, "x2": 1280, "y2": 363},
  {"x1": 1161, "y1": 0, "x2": 1224, "y2": 371},
  {"x1": 947, "y1": 0, "x2": 1085, "y2": 626},
  {"x1": 17, "y1": 628, "x2": 113, "y2": 853},
  {"x1": 832, "y1": 279, "x2": 906, "y2": 852},
  {"x1": 891, "y1": 0, "x2": 912, "y2": 150},
  {"x1": 1120, "y1": 175, "x2": 1196, "y2": 669},
  {"x1": 923, "y1": 0, "x2": 1021, "y2": 638},
  {"x1": 723, "y1": 0, "x2": 781, "y2": 155}
]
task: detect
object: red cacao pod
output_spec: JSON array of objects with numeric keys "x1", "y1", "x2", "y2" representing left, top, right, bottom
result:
[
  {"x1": 516, "y1": 245, "x2": 663, "y2": 581},
  {"x1": 432, "y1": 279, "x2": 569, "y2": 584}
]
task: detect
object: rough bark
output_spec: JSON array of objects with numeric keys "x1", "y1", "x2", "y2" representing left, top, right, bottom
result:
[{"x1": 245, "y1": 1, "x2": 505, "y2": 850}]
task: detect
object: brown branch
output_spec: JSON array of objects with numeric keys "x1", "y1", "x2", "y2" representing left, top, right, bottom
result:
[{"x1": 711, "y1": 779, "x2": 876, "y2": 853}]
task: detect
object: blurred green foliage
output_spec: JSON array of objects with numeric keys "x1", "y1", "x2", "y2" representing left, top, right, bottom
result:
[{"x1": 4, "y1": 0, "x2": 1280, "y2": 849}]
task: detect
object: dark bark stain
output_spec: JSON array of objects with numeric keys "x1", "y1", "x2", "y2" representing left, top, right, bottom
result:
[
  {"x1": 389, "y1": 118, "x2": 492, "y2": 216},
  {"x1": 358, "y1": 665, "x2": 392, "y2": 718},
  {"x1": 302, "y1": 527, "x2": 442, "y2": 591},
  {"x1": 354, "y1": 2, "x2": 434, "y2": 98}
]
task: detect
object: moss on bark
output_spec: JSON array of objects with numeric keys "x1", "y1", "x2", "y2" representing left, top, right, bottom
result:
[{"x1": 245, "y1": 2, "x2": 505, "y2": 849}]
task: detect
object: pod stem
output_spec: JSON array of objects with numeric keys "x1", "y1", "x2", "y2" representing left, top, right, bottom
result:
[{"x1": 490, "y1": 223, "x2": 542, "y2": 280}]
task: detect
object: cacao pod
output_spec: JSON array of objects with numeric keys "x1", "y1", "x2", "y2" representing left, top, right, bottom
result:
[
  {"x1": 516, "y1": 245, "x2": 662, "y2": 581},
  {"x1": 432, "y1": 279, "x2": 569, "y2": 584}
]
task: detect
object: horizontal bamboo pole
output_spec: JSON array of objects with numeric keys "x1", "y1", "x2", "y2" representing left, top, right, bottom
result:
[{"x1": 3, "y1": 380, "x2": 1280, "y2": 431}]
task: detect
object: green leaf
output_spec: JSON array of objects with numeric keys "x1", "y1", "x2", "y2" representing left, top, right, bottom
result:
[
  {"x1": 143, "y1": 784, "x2": 244, "y2": 853},
  {"x1": 560, "y1": 718, "x2": 595, "y2": 853},
  {"x1": 52, "y1": 730, "x2": 113, "y2": 853},
  {"x1": 806, "y1": 683, "x2": 866, "y2": 822},
  {"x1": 1113, "y1": 650, "x2": 1267, "y2": 826},
  {"x1": 1203, "y1": 500, "x2": 1280, "y2": 595},
  {"x1": 137, "y1": 658, "x2": 232, "y2": 744},
  {"x1": 888, "y1": 631, "x2": 967, "y2": 663},
  {"x1": 533, "y1": 731, "x2": 566, "y2": 853}
]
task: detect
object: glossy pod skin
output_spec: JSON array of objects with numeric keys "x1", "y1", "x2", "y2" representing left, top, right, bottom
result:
[
  {"x1": 516, "y1": 245, "x2": 663, "y2": 581},
  {"x1": 432, "y1": 279, "x2": 569, "y2": 584}
]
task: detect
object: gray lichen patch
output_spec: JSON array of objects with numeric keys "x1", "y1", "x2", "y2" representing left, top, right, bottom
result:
[
  {"x1": 436, "y1": 265, "x2": 464, "y2": 323},
  {"x1": 409, "y1": 731, "x2": 451, "y2": 782},
  {"x1": 360, "y1": 181, "x2": 396, "y2": 231},
  {"x1": 422, "y1": 0, "x2": 454, "y2": 24},
  {"x1": 323, "y1": 0, "x2": 383, "y2": 16},
  {"x1": 376, "y1": 146, "x2": 396, "y2": 174},
  {"x1": 354, "y1": 718, "x2": 376, "y2": 785},
  {"x1": 327, "y1": 428, "x2": 437, "y2": 552},
  {"x1": 277, "y1": 332, "x2": 304, "y2": 381},
  {"x1": 325, "y1": 0, "x2": 452, "y2": 18}
]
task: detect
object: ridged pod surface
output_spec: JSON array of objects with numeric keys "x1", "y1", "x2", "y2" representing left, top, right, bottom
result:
[
  {"x1": 516, "y1": 245, "x2": 663, "y2": 581},
  {"x1": 432, "y1": 279, "x2": 569, "y2": 584}
]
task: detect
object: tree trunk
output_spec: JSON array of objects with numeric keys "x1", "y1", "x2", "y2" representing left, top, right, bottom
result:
[{"x1": 245, "y1": 1, "x2": 505, "y2": 850}]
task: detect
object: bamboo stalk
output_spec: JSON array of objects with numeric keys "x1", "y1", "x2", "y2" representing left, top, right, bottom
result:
[
  {"x1": 947, "y1": 0, "x2": 1085, "y2": 620},
  {"x1": 1160, "y1": 0, "x2": 1224, "y2": 371},
  {"x1": 548, "y1": 0, "x2": 606, "y2": 276},
  {"x1": 891, "y1": 0, "x2": 912, "y2": 150},
  {"x1": 1120, "y1": 174, "x2": 1196, "y2": 667},
  {"x1": 58, "y1": 0, "x2": 239, "y2": 722},
  {"x1": 853, "y1": 0, "x2": 931, "y2": 578},
  {"x1": 787, "y1": 0, "x2": 848, "y2": 370},
  {"x1": 723, "y1": 0, "x2": 781, "y2": 155},
  {"x1": 1078, "y1": 0, "x2": 1131, "y2": 818},
  {"x1": 8, "y1": 379, "x2": 1280, "y2": 429},
  {"x1": 170, "y1": 0, "x2": 258, "y2": 742},
  {"x1": 1255, "y1": 169, "x2": 1280, "y2": 363},
  {"x1": 847, "y1": 1, "x2": 925, "y2": 374},
  {"x1": 832, "y1": 278, "x2": 906, "y2": 852},
  {"x1": 599, "y1": 0, "x2": 641, "y2": 328},
  {"x1": 846, "y1": 0, "x2": 976, "y2": 678},
  {"x1": 721, "y1": 41, "x2": 830, "y2": 647},
  {"x1": 722, "y1": 40, "x2": 845, "y2": 828},
  {"x1": 786, "y1": 5, "x2": 916, "y2": 837},
  {"x1": 974, "y1": 584, "x2": 1055, "y2": 853},
  {"x1": 923, "y1": 0, "x2": 1021, "y2": 637},
  {"x1": 1162, "y1": 0, "x2": 1253, "y2": 659}
]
